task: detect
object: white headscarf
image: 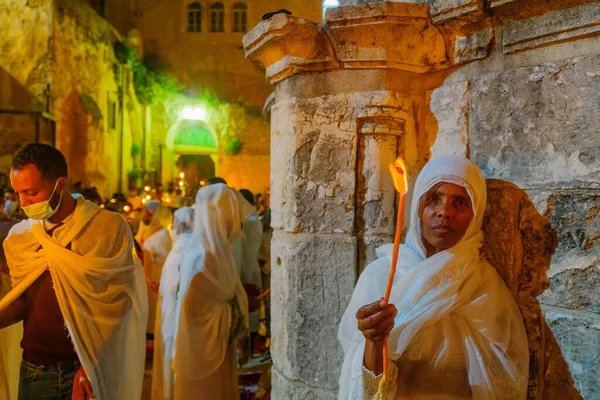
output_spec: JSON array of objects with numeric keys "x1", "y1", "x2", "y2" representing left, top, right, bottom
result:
[
  {"x1": 338, "y1": 155, "x2": 529, "y2": 399},
  {"x1": 173, "y1": 184, "x2": 254, "y2": 380},
  {"x1": 153, "y1": 207, "x2": 195, "y2": 400},
  {"x1": 170, "y1": 206, "x2": 194, "y2": 241},
  {"x1": 136, "y1": 201, "x2": 172, "y2": 245}
]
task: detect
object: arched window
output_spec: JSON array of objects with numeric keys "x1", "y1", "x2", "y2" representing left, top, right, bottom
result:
[
  {"x1": 232, "y1": 3, "x2": 247, "y2": 33},
  {"x1": 210, "y1": 3, "x2": 225, "y2": 32},
  {"x1": 188, "y1": 2, "x2": 202, "y2": 32}
]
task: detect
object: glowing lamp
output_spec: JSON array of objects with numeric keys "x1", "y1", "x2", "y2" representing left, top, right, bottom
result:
[
  {"x1": 181, "y1": 106, "x2": 207, "y2": 121},
  {"x1": 179, "y1": 172, "x2": 185, "y2": 179},
  {"x1": 110, "y1": 199, "x2": 117, "y2": 204},
  {"x1": 146, "y1": 195, "x2": 152, "y2": 200},
  {"x1": 142, "y1": 198, "x2": 147, "y2": 205},
  {"x1": 200, "y1": 180, "x2": 206, "y2": 186},
  {"x1": 144, "y1": 186, "x2": 151, "y2": 192},
  {"x1": 123, "y1": 205, "x2": 131, "y2": 213}
]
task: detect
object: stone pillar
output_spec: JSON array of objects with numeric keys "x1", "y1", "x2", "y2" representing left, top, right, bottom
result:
[
  {"x1": 244, "y1": 4, "x2": 455, "y2": 398},
  {"x1": 244, "y1": 1, "x2": 598, "y2": 398}
]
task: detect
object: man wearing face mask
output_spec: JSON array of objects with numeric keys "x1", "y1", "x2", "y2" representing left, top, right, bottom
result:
[{"x1": 0, "y1": 144, "x2": 148, "y2": 400}]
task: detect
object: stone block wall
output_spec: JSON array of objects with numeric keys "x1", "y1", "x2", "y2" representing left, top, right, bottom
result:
[
  {"x1": 245, "y1": 1, "x2": 599, "y2": 398},
  {"x1": 426, "y1": 9, "x2": 600, "y2": 397},
  {"x1": 0, "y1": 0, "x2": 143, "y2": 197}
]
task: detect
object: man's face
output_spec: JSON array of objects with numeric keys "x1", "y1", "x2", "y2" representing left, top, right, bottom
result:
[
  {"x1": 10, "y1": 165, "x2": 64, "y2": 208},
  {"x1": 142, "y1": 209, "x2": 153, "y2": 226},
  {"x1": 420, "y1": 183, "x2": 474, "y2": 256}
]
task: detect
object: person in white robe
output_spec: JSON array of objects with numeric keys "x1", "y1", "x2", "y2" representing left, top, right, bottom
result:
[
  {"x1": 0, "y1": 143, "x2": 147, "y2": 400},
  {"x1": 152, "y1": 206, "x2": 194, "y2": 400},
  {"x1": 137, "y1": 200, "x2": 173, "y2": 335},
  {"x1": 172, "y1": 183, "x2": 254, "y2": 400},
  {"x1": 338, "y1": 155, "x2": 529, "y2": 400},
  {"x1": 239, "y1": 189, "x2": 263, "y2": 348}
]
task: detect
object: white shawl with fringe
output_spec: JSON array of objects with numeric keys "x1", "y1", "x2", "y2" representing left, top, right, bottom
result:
[
  {"x1": 338, "y1": 156, "x2": 529, "y2": 400},
  {"x1": 0, "y1": 196, "x2": 148, "y2": 400}
]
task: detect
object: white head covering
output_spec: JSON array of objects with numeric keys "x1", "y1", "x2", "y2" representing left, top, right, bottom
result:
[
  {"x1": 136, "y1": 200, "x2": 172, "y2": 244},
  {"x1": 173, "y1": 184, "x2": 254, "y2": 380},
  {"x1": 338, "y1": 156, "x2": 529, "y2": 399},
  {"x1": 404, "y1": 155, "x2": 487, "y2": 259},
  {"x1": 153, "y1": 207, "x2": 195, "y2": 399},
  {"x1": 170, "y1": 206, "x2": 194, "y2": 240}
]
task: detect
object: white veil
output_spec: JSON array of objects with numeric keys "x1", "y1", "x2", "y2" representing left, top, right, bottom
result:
[
  {"x1": 152, "y1": 207, "x2": 195, "y2": 400},
  {"x1": 338, "y1": 156, "x2": 529, "y2": 399},
  {"x1": 173, "y1": 184, "x2": 254, "y2": 380}
]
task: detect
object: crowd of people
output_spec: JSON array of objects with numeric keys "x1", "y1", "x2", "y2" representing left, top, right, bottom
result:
[
  {"x1": 0, "y1": 143, "x2": 531, "y2": 400},
  {"x1": 0, "y1": 144, "x2": 273, "y2": 400}
]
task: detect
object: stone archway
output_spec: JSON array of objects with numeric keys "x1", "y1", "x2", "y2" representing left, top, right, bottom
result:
[{"x1": 162, "y1": 119, "x2": 219, "y2": 186}]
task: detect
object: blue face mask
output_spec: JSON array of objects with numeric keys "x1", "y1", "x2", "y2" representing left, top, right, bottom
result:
[{"x1": 22, "y1": 180, "x2": 64, "y2": 221}]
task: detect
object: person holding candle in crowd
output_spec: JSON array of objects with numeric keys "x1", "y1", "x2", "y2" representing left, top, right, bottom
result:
[
  {"x1": 338, "y1": 155, "x2": 529, "y2": 400},
  {"x1": 0, "y1": 143, "x2": 147, "y2": 400}
]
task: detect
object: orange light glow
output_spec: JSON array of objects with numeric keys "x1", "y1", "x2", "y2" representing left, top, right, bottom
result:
[{"x1": 389, "y1": 157, "x2": 408, "y2": 195}]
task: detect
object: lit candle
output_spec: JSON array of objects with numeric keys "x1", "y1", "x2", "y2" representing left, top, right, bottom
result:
[{"x1": 378, "y1": 157, "x2": 408, "y2": 398}]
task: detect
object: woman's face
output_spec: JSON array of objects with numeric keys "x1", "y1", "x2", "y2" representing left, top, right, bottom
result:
[
  {"x1": 142, "y1": 209, "x2": 153, "y2": 226},
  {"x1": 420, "y1": 183, "x2": 474, "y2": 257}
]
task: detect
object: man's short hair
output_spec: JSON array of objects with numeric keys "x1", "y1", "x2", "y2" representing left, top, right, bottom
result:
[
  {"x1": 239, "y1": 189, "x2": 255, "y2": 206},
  {"x1": 207, "y1": 177, "x2": 227, "y2": 186},
  {"x1": 11, "y1": 143, "x2": 68, "y2": 182}
]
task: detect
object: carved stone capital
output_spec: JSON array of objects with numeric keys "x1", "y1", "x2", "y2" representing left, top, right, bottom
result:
[
  {"x1": 244, "y1": 3, "x2": 451, "y2": 84},
  {"x1": 243, "y1": 13, "x2": 339, "y2": 84}
]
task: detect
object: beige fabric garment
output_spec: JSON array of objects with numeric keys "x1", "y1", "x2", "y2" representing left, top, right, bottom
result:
[
  {"x1": 143, "y1": 228, "x2": 172, "y2": 334},
  {"x1": 0, "y1": 197, "x2": 148, "y2": 400},
  {"x1": 338, "y1": 156, "x2": 529, "y2": 400},
  {"x1": 139, "y1": 201, "x2": 173, "y2": 335},
  {"x1": 241, "y1": 214, "x2": 263, "y2": 333},
  {"x1": 152, "y1": 207, "x2": 194, "y2": 400},
  {"x1": 173, "y1": 184, "x2": 254, "y2": 400},
  {"x1": 0, "y1": 272, "x2": 21, "y2": 400}
]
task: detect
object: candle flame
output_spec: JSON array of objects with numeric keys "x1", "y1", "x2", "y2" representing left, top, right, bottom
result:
[{"x1": 389, "y1": 157, "x2": 408, "y2": 195}]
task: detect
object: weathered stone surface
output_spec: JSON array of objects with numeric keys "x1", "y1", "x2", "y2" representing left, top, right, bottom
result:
[
  {"x1": 270, "y1": 91, "x2": 420, "y2": 234},
  {"x1": 428, "y1": 81, "x2": 470, "y2": 159},
  {"x1": 538, "y1": 190, "x2": 600, "y2": 313},
  {"x1": 470, "y1": 54, "x2": 600, "y2": 189},
  {"x1": 453, "y1": 27, "x2": 494, "y2": 64},
  {"x1": 430, "y1": 0, "x2": 485, "y2": 23},
  {"x1": 270, "y1": 96, "x2": 357, "y2": 234},
  {"x1": 501, "y1": 2, "x2": 600, "y2": 54},
  {"x1": 482, "y1": 180, "x2": 581, "y2": 399},
  {"x1": 327, "y1": 3, "x2": 449, "y2": 73},
  {"x1": 270, "y1": 231, "x2": 356, "y2": 395},
  {"x1": 246, "y1": 2, "x2": 600, "y2": 398},
  {"x1": 0, "y1": 0, "x2": 52, "y2": 96},
  {"x1": 541, "y1": 266, "x2": 600, "y2": 313},
  {"x1": 356, "y1": 132, "x2": 401, "y2": 271},
  {"x1": 544, "y1": 306, "x2": 600, "y2": 400},
  {"x1": 243, "y1": 13, "x2": 338, "y2": 84},
  {"x1": 272, "y1": 369, "x2": 337, "y2": 400}
]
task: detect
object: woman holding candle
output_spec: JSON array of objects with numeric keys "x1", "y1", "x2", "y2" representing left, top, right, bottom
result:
[{"x1": 338, "y1": 155, "x2": 529, "y2": 399}]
